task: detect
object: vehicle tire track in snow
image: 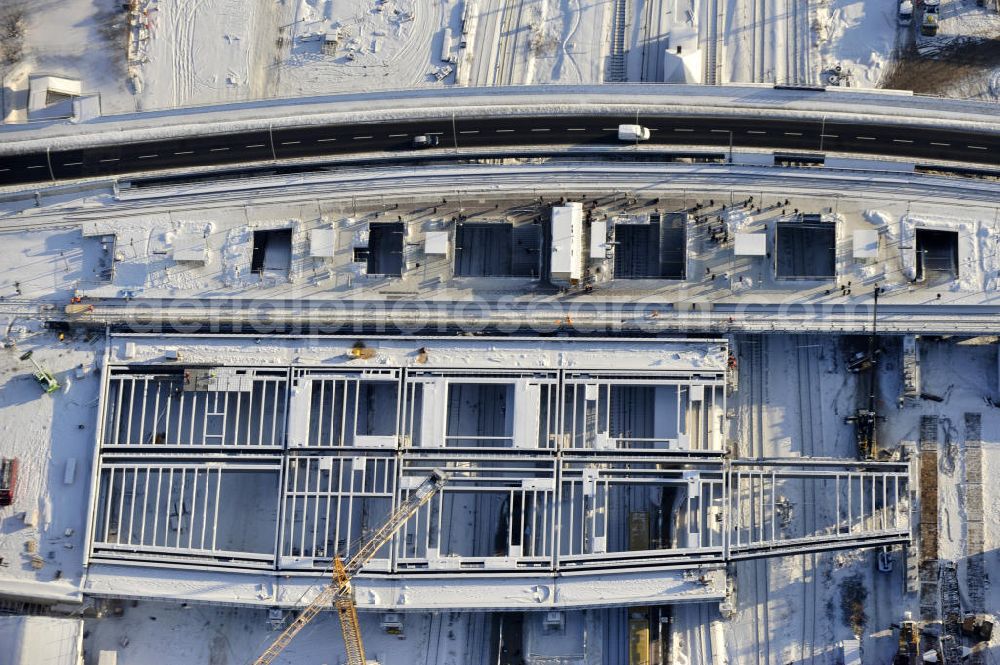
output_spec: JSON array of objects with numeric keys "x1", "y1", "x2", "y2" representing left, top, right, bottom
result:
[
  {"x1": 560, "y1": 0, "x2": 584, "y2": 82},
  {"x1": 169, "y1": 0, "x2": 207, "y2": 107},
  {"x1": 382, "y1": 0, "x2": 436, "y2": 86}
]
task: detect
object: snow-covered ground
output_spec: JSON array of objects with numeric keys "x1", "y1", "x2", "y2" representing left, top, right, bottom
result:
[
  {"x1": 0, "y1": 0, "x2": 133, "y2": 122},
  {"x1": 82, "y1": 600, "x2": 486, "y2": 665},
  {"x1": 0, "y1": 327, "x2": 100, "y2": 604},
  {"x1": 134, "y1": 0, "x2": 286, "y2": 109},
  {"x1": 814, "y1": 0, "x2": 899, "y2": 89},
  {"x1": 726, "y1": 332, "x2": 1000, "y2": 664},
  {"x1": 2, "y1": 0, "x2": 997, "y2": 125}
]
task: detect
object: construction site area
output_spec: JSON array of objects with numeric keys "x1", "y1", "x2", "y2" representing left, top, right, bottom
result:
[
  {"x1": 0, "y1": 0, "x2": 998, "y2": 659},
  {"x1": 0, "y1": 176, "x2": 995, "y2": 665}
]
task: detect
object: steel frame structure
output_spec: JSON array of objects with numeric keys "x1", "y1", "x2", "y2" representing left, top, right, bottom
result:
[{"x1": 86, "y1": 338, "x2": 910, "y2": 592}]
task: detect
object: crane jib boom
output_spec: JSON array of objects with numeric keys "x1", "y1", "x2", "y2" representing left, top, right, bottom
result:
[{"x1": 253, "y1": 469, "x2": 448, "y2": 665}]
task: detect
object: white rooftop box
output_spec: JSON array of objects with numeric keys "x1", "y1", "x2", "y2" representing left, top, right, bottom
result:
[
  {"x1": 853, "y1": 229, "x2": 879, "y2": 260},
  {"x1": 734, "y1": 232, "x2": 767, "y2": 256},
  {"x1": 425, "y1": 230, "x2": 450, "y2": 256},
  {"x1": 309, "y1": 228, "x2": 336, "y2": 258},
  {"x1": 172, "y1": 231, "x2": 207, "y2": 264},
  {"x1": 550, "y1": 203, "x2": 583, "y2": 284},
  {"x1": 589, "y1": 220, "x2": 608, "y2": 259}
]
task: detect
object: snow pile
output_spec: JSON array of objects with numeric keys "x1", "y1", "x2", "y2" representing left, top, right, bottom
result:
[
  {"x1": 851, "y1": 209, "x2": 895, "y2": 284},
  {"x1": 980, "y1": 223, "x2": 1000, "y2": 292},
  {"x1": 898, "y1": 213, "x2": 917, "y2": 282},
  {"x1": 222, "y1": 226, "x2": 254, "y2": 288},
  {"x1": 862, "y1": 209, "x2": 893, "y2": 228},
  {"x1": 724, "y1": 207, "x2": 753, "y2": 235}
]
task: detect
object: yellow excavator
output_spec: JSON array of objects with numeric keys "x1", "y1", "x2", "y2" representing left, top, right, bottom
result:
[{"x1": 254, "y1": 469, "x2": 448, "y2": 665}]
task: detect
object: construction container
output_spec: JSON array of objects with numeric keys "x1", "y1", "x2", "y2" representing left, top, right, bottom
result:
[
  {"x1": 921, "y1": 13, "x2": 939, "y2": 36},
  {"x1": 628, "y1": 608, "x2": 651, "y2": 665},
  {"x1": 0, "y1": 458, "x2": 18, "y2": 506}
]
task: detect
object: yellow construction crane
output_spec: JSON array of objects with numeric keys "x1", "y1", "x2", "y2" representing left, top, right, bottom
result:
[{"x1": 254, "y1": 469, "x2": 448, "y2": 665}]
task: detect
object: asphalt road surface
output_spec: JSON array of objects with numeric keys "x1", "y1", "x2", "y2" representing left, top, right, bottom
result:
[{"x1": 1, "y1": 114, "x2": 998, "y2": 186}]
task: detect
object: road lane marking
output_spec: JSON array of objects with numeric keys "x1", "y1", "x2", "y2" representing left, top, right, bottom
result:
[
  {"x1": 892, "y1": 139, "x2": 914, "y2": 144},
  {"x1": 460, "y1": 130, "x2": 480, "y2": 134},
  {"x1": 820, "y1": 134, "x2": 838, "y2": 138},
  {"x1": 784, "y1": 132, "x2": 802, "y2": 136},
  {"x1": 352, "y1": 136, "x2": 373, "y2": 140},
  {"x1": 280, "y1": 141, "x2": 301, "y2": 145},
  {"x1": 967, "y1": 145, "x2": 988, "y2": 150},
  {"x1": 567, "y1": 128, "x2": 586, "y2": 131},
  {"x1": 209, "y1": 147, "x2": 230, "y2": 152},
  {"x1": 930, "y1": 142, "x2": 950, "y2": 147},
  {"x1": 99, "y1": 158, "x2": 119, "y2": 163},
  {"x1": 245, "y1": 144, "x2": 266, "y2": 148},
  {"x1": 496, "y1": 129, "x2": 515, "y2": 133},
  {"x1": 710, "y1": 129, "x2": 730, "y2": 133},
  {"x1": 27, "y1": 165, "x2": 45, "y2": 169},
  {"x1": 747, "y1": 130, "x2": 766, "y2": 134},
  {"x1": 856, "y1": 136, "x2": 877, "y2": 141},
  {"x1": 174, "y1": 151, "x2": 195, "y2": 155},
  {"x1": 0, "y1": 168, "x2": 9, "y2": 172},
  {"x1": 531, "y1": 128, "x2": 550, "y2": 132},
  {"x1": 674, "y1": 128, "x2": 694, "y2": 132},
  {"x1": 138, "y1": 154, "x2": 158, "y2": 159},
  {"x1": 388, "y1": 134, "x2": 408, "y2": 138},
  {"x1": 317, "y1": 138, "x2": 337, "y2": 142},
  {"x1": 62, "y1": 161, "x2": 83, "y2": 167},
  {"x1": 602, "y1": 127, "x2": 619, "y2": 131}
]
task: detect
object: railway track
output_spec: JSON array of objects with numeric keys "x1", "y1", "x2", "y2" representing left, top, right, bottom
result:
[
  {"x1": 425, "y1": 612, "x2": 444, "y2": 664},
  {"x1": 748, "y1": 0, "x2": 767, "y2": 82},
  {"x1": 788, "y1": 0, "x2": 811, "y2": 85},
  {"x1": 465, "y1": 612, "x2": 488, "y2": 665},
  {"x1": 703, "y1": 0, "x2": 721, "y2": 84},
  {"x1": 743, "y1": 335, "x2": 772, "y2": 665},
  {"x1": 796, "y1": 335, "x2": 819, "y2": 663},
  {"x1": 785, "y1": 0, "x2": 796, "y2": 84},
  {"x1": 493, "y1": 0, "x2": 525, "y2": 85},
  {"x1": 639, "y1": 0, "x2": 661, "y2": 82},
  {"x1": 606, "y1": 0, "x2": 628, "y2": 81}
]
